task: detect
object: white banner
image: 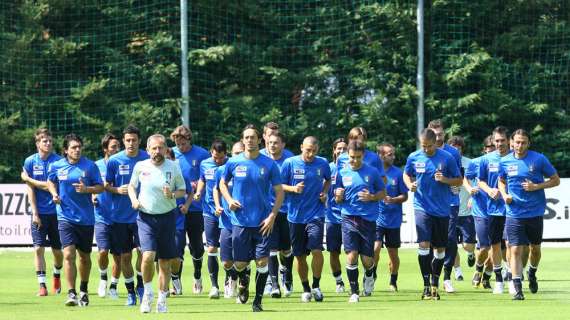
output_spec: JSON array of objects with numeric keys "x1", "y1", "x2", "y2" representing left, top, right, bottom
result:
[{"x1": 1, "y1": 181, "x2": 570, "y2": 245}]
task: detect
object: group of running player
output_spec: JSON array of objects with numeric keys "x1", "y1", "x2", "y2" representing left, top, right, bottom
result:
[{"x1": 22, "y1": 119, "x2": 559, "y2": 313}]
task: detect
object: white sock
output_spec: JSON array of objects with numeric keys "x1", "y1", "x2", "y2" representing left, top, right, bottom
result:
[
  {"x1": 455, "y1": 267, "x2": 463, "y2": 274},
  {"x1": 143, "y1": 282, "x2": 153, "y2": 296},
  {"x1": 158, "y1": 290, "x2": 168, "y2": 301},
  {"x1": 111, "y1": 277, "x2": 119, "y2": 285}
]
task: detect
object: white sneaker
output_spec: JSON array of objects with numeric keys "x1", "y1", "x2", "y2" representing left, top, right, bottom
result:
[
  {"x1": 97, "y1": 280, "x2": 107, "y2": 298},
  {"x1": 224, "y1": 282, "x2": 232, "y2": 299},
  {"x1": 172, "y1": 278, "x2": 182, "y2": 295},
  {"x1": 193, "y1": 278, "x2": 203, "y2": 294},
  {"x1": 336, "y1": 283, "x2": 345, "y2": 293},
  {"x1": 209, "y1": 287, "x2": 220, "y2": 299},
  {"x1": 348, "y1": 293, "x2": 359, "y2": 303},
  {"x1": 311, "y1": 288, "x2": 324, "y2": 302},
  {"x1": 230, "y1": 279, "x2": 237, "y2": 297},
  {"x1": 455, "y1": 269, "x2": 464, "y2": 281},
  {"x1": 493, "y1": 281, "x2": 504, "y2": 294},
  {"x1": 140, "y1": 292, "x2": 153, "y2": 313},
  {"x1": 156, "y1": 298, "x2": 167, "y2": 313},
  {"x1": 443, "y1": 280, "x2": 455, "y2": 293},
  {"x1": 508, "y1": 281, "x2": 516, "y2": 295},
  {"x1": 263, "y1": 279, "x2": 272, "y2": 296},
  {"x1": 108, "y1": 287, "x2": 119, "y2": 300},
  {"x1": 301, "y1": 292, "x2": 312, "y2": 302},
  {"x1": 363, "y1": 275, "x2": 375, "y2": 296}
]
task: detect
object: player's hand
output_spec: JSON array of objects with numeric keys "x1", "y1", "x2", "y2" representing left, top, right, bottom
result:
[
  {"x1": 229, "y1": 199, "x2": 242, "y2": 211},
  {"x1": 117, "y1": 184, "x2": 129, "y2": 195},
  {"x1": 522, "y1": 179, "x2": 537, "y2": 192},
  {"x1": 52, "y1": 194, "x2": 61, "y2": 204},
  {"x1": 92, "y1": 194, "x2": 99, "y2": 207},
  {"x1": 434, "y1": 171, "x2": 445, "y2": 182},
  {"x1": 21, "y1": 169, "x2": 30, "y2": 183},
  {"x1": 384, "y1": 195, "x2": 394, "y2": 204},
  {"x1": 294, "y1": 182, "x2": 305, "y2": 194},
  {"x1": 163, "y1": 184, "x2": 172, "y2": 199},
  {"x1": 179, "y1": 203, "x2": 189, "y2": 214},
  {"x1": 132, "y1": 199, "x2": 141, "y2": 210},
  {"x1": 32, "y1": 214, "x2": 42, "y2": 228},
  {"x1": 215, "y1": 206, "x2": 224, "y2": 217},
  {"x1": 72, "y1": 178, "x2": 87, "y2": 193},
  {"x1": 335, "y1": 188, "x2": 345, "y2": 198},
  {"x1": 488, "y1": 188, "x2": 500, "y2": 200},
  {"x1": 260, "y1": 214, "x2": 276, "y2": 236},
  {"x1": 191, "y1": 181, "x2": 197, "y2": 192},
  {"x1": 503, "y1": 194, "x2": 513, "y2": 205},
  {"x1": 193, "y1": 191, "x2": 202, "y2": 201},
  {"x1": 358, "y1": 189, "x2": 374, "y2": 202},
  {"x1": 469, "y1": 187, "x2": 479, "y2": 195},
  {"x1": 409, "y1": 181, "x2": 417, "y2": 192},
  {"x1": 319, "y1": 192, "x2": 327, "y2": 203}
]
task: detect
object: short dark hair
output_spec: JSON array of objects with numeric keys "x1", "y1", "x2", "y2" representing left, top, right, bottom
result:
[
  {"x1": 263, "y1": 121, "x2": 280, "y2": 134},
  {"x1": 347, "y1": 140, "x2": 365, "y2": 153},
  {"x1": 101, "y1": 133, "x2": 120, "y2": 150},
  {"x1": 347, "y1": 127, "x2": 367, "y2": 141},
  {"x1": 419, "y1": 128, "x2": 436, "y2": 142},
  {"x1": 511, "y1": 129, "x2": 530, "y2": 142},
  {"x1": 35, "y1": 128, "x2": 52, "y2": 142},
  {"x1": 123, "y1": 124, "x2": 141, "y2": 138},
  {"x1": 63, "y1": 133, "x2": 83, "y2": 151},
  {"x1": 447, "y1": 136, "x2": 465, "y2": 149},
  {"x1": 268, "y1": 131, "x2": 286, "y2": 143},
  {"x1": 210, "y1": 139, "x2": 228, "y2": 153},
  {"x1": 492, "y1": 126, "x2": 509, "y2": 138},
  {"x1": 427, "y1": 119, "x2": 444, "y2": 130},
  {"x1": 376, "y1": 142, "x2": 394, "y2": 153},
  {"x1": 242, "y1": 124, "x2": 260, "y2": 139}
]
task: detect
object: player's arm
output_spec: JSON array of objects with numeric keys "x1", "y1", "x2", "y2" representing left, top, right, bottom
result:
[
  {"x1": 212, "y1": 187, "x2": 223, "y2": 216},
  {"x1": 403, "y1": 172, "x2": 416, "y2": 192},
  {"x1": 77, "y1": 181, "x2": 104, "y2": 194},
  {"x1": 464, "y1": 176, "x2": 479, "y2": 195},
  {"x1": 319, "y1": 178, "x2": 331, "y2": 203},
  {"x1": 497, "y1": 176, "x2": 511, "y2": 204},
  {"x1": 387, "y1": 191, "x2": 408, "y2": 204},
  {"x1": 46, "y1": 179, "x2": 60, "y2": 204},
  {"x1": 21, "y1": 171, "x2": 49, "y2": 191},
  {"x1": 25, "y1": 183, "x2": 42, "y2": 227},
  {"x1": 194, "y1": 178, "x2": 205, "y2": 200},
  {"x1": 219, "y1": 178, "x2": 241, "y2": 211},
  {"x1": 172, "y1": 169, "x2": 187, "y2": 199},
  {"x1": 261, "y1": 184, "x2": 284, "y2": 236},
  {"x1": 523, "y1": 173, "x2": 560, "y2": 192}
]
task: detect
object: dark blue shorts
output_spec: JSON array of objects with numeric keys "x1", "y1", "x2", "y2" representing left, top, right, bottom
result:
[
  {"x1": 489, "y1": 215, "x2": 506, "y2": 245},
  {"x1": 112, "y1": 222, "x2": 139, "y2": 254},
  {"x1": 375, "y1": 226, "x2": 401, "y2": 248},
  {"x1": 94, "y1": 222, "x2": 113, "y2": 251},
  {"x1": 185, "y1": 212, "x2": 205, "y2": 258},
  {"x1": 341, "y1": 216, "x2": 375, "y2": 257},
  {"x1": 137, "y1": 210, "x2": 177, "y2": 259},
  {"x1": 325, "y1": 222, "x2": 342, "y2": 253},
  {"x1": 414, "y1": 210, "x2": 449, "y2": 248},
  {"x1": 506, "y1": 216, "x2": 543, "y2": 246},
  {"x1": 58, "y1": 220, "x2": 94, "y2": 253},
  {"x1": 269, "y1": 213, "x2": 291, "y2": 251},
  {"x1": 447, "y1": 206, "x2": 459, "y2": 242},
  {"x1": 220, "y1": 227, "x2": 233, "y2": 262},
  {"x1": 204, "y1": 215, "x2": 220, "y2": 248},
  {"x1": 456, "y1": 215, "x2": 476, "y2": 244},
  {"x1": 289, "y1": 218, "x2": 324, "y2": 257},
  {"x1": 232, "y1": 225, "x2": 270, "y2": 262},
  {"x1": 31, "y1": 214, "x2": 61, "y2": 249},
  {"x1": 474, "y1": 216, "x2": 491, "y2": 248},
  {"x1": 175, "y1": 228, "x2": 187, "y2": 259}
]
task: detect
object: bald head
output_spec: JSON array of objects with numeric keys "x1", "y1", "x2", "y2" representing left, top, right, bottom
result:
[
  {"x1": 300, "y1": 136, "x2": 319, "y2": 162},
  {"x1": 302, "y1": 136, "x2": 318, "y2": 146}
]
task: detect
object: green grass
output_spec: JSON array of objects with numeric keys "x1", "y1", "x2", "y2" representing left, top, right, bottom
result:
[{"x1": 1, "y1": 248, "x2": 570, "y2": 320}]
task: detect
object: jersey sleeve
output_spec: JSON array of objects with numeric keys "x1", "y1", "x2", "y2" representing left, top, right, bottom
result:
[
  {"x1": 397, "y1": 171, "x2": 409, "y2": 194},
  {"x1": 465, "y1": 161, "x2": 478, "y2": 180},
  {"x1": 47, "y1": 162, "x2": 58, "y2": 183},
  {"x1": 199, "y1": 162, "x2": 206, "y2": 182},
  {"x1": 404, "y1": 154, "x2": 415, "y2": 176},
  {"x1": 498, "y1": 159, "x2": 507, "y2": 180},
  {"x1": 322, "y1": 160, "x2": 331, "y2": 181},
  {"x1": 23, "y1": 157, "x2": 33, "y2": 176},
  {"x1": 269, "y1": 161, "x2": 282, "y2": 186},
  {"x1": 477, "y1": 156, "x2": 489, "y2": 182},
  {"x1": 88, "y1": 162, "x2": 103, "y2": 186},
  {"x1": 129, "y1": 162, "x2": 141, "y2": 188},
  {"x1": 105, "y1": 158, "x2": 117, "y2": 184},
  {"x1": 214, "y1": 167, "x2": 223, "y2": 191},
  {"x1": 222, "y1": 161, "x2": 234, "y2": 183},
  {"x1": 539, "y1": 153, "x2": 557, "y2": 178},
  {"x1": 373, "y1": 169, "x2": 385, "y2": 193},
  {"x1": 446, "y1": 154, "x2": 461, "y2": 178},
  {"x1": 280, "y1": 159, "x2": 292, "y2": 185},
  {"x1": 334, "y1": 169, "x2": 345, "y2": 189}
]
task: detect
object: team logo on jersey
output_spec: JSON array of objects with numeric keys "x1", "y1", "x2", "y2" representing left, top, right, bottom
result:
[
  {"x1": 342, "y1": 176, "x2": 353, "y2": 186},
  {"x1": 33, "y1": 164, "x2": 44, "y2": 176},
  {"x1": 57, "y1": 169, "x2": 68, "y2": 181},
  {"x1": 293, "y1": 168, "x2": 305, "y2": 180},
  {"x1": 236, "y1": 166, "x2": 247, "y2": 177},
  {"x1": 119, "y1": 164, "x2": 130, "y2": 175},
  {"x1": 81, "y1": 170, "x2": 87, "y2": 178},
  {"x1": 331, "y1": 174, "x2": 337, "y2": 184},
  {"x1": 260, "y1": 167, "x2": 266, "y2": 176},
  {"x1": 507, "y1": 165, "x2": 518, "y2": 176},
  {"x1": 415, "y1": 162, "x2": 426, "y2": 173},
  {"x1": 317, "y1": 169, "x2": 321, "y2": 176},
  {"x1": 205, "y1": 168, "x2": 215, "y2": 180},
  {"x1": 489, "y1": 162, "x2": 499, "y2": 173},
  {"x1": 528, "y1": 163, "x2": 534, "y2": 173},
  {"x1": 364, "y1": 176, "x2": 370, "y2": 183},
  {"x1": 192, "y1": 160, "x2": 198, "y2": 167},
  {"x1": 388, "y1": 178, "x2": 395, "y2": 186},
  {"x1": 165, "y1": 171, "x2": 172, "y2": 182}
]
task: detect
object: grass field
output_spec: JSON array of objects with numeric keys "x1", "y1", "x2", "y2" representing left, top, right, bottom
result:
[{"x1": 1, "y1": 247, "x2": 570, "y2": 320}]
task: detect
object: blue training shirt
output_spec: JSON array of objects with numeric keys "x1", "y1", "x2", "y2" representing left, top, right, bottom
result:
[
  {"x1": 478, "y1": 150, "x2": 507, "y2": 216},
  {"x1": 173, "y1": 145, "x2": 210, "y2": 213},
  {"x1": 335, "y1": 163, "x2": 385, "y2": 222},
  {"x1": 404, "y1": 148, "x2": 461, "y2": 217},
  {"x1": 464, "y1": 156, "x2": 489, "y2": 218},
  {"x1": 326, "y1": 162, "x2": 342, "y2": 224},
  {"x1": 199, "y1": 157, "x2": 226, "y2": 218},
  {"x1": 337, "y1": 149, "x2": 386, "y2": 178},
  {"x1": 260, "y1": 149, "x2": 293, "y2": 214},
  {"x1": 215, "y1": 165, "x2": 233, "y2": 230},
  {"x1": 23, "y1": 152, "x2": 62, "y2": 215},
  {"x1": 377, "y1": 165, "x2": 408, "y2": 229},
  {"x1": 443, "y1": 143, "x2": 462, "y2": 207},
  {"x1": 106, "y1": 150, "x2": 149, "y2": 223},
  {"x1": 222, "y1": 153, "x2": 282, "y2": 227},
  {"x1": 95, "y1": 158, "x2": 113, "y2": 225},
  {"x1": 281, "y1": 155, "x2": 331, "y2": 224},
  {"x1": 48, "y1": 156, "x2": 103, "y2": 225},
  {"x1": 499, "y1": 150, "x2": 557, "y2": 218}
]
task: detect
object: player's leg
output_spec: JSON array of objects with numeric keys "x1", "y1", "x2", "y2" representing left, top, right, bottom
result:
[
  {"x1": 94, "y1": 222, "x2": 111, "y2": 297},
  {"x1": 360, "y1": 218, "x2": 376, "y2": 297},
  {"x1": 170, "y1": 227, "x2": 186, "y2": 296},
  {"x1": 219, "y1": 227, "x2": 236, "y2": 298},
  {"x1": 385, "y1": 228, "x2": 401, "y2": 291},
  {"x1": 290, "y1": 222, "x2": 311, "y2": 301},
  {"x1": 307, "y1": 218, "x2": 325, "y2": 301},
  {"x1": 32, "y1": 217, "x2": 48, "y2": 296},
  {"x1": 204, "y1": 215, "x2": 221, "y2": 298},
  {"x1": 75, "y1": 224, "x2": 94, "y2": 307},
  {"x1": 187, "y1": 213, "x2": 205, "y2": 293},
  {"x1": 526, "y1": 216, "x2": 544, "y2": 294},
  {"x1": 443, "y1": 207, "x2": 459, "y2": 293},
  {"x1": 326, "y1": 222, "x2": 344, "y2": 293},
  {"x1": 114, "y1": 223, "x2": 137, "y2": 304},
  {"x1": 47, "y1": 215, "x2": 63, "y2": 294},
  {"x1": 251, "y1": 227, "x2": 271, "y2": 312},
  {"x1": 342, "y1": 216, "x2": 361, "y2": 302},
  {"x1": 109, "y1": 253, "x2": 121, "y2": 298},
  {"x1": 232, "y1": 225, "x2": 252, "y2": 305},
  {"x1": 415, "y1": 210, "x2": 433, "y2": 299},
  {"x1": 489, "y1": 216, "x2": 506, "y2": 294},
  {"x1": 373, "y1": 225, "x2": 384, "y2": 280},
  {"x1": 473, "y1": 216, "x2": 490, "y2": 287},
  {"x1": 278, "y1": 215, "x2": 293, "y2": 296},
  {"x1": 154, "y1": 210, "x2": 177, "y2": 313},
  {"x1": 431, "y1": 216, "x2": 449, "y2": 299},
  {"x1": 506, "y1": 217, "x2": 527, "y2": 300}
]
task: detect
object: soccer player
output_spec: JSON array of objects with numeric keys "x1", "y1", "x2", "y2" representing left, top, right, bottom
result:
[
  {"x1": 219, "y1": 125, "x2": 285, "y2": 312},
  {"x1": 336, "y1": 127, "x2": 385, "y2": 179},
  {"x1": 170, "y1": 125, "x2": 210, "y2": 293},
  {"x1": 213, "y1": 141, "x2": 245, "y2": 298},
  {"x1": 194, "y1": 139, "x2": 228, "y2": 299},
  {"x1": 326, "y1": 138, "x2": 347, "y2": 293},
  {"x1": 498, "y1": 129, "x2": 559, "y2": 300},
  {"x1": 464, "y1": 136, "x2": 496, "y2": 288},
  {"x1": 374, "y1": 143, "x2": 408, "y2": 292},
  {"x1": 447, "y1": 136, "x2": 476, "y2": 281},
  {"x1": 281, "y1": 136, "x2": 331, "y2": 302},
  {"x1": 47, "y1": 133, "x2": 104, "y2": 306},
  {"x1": 334, "y1": 140, "x2": 385, "y2": 303},
  {"x1": 403, "y1": 128, "x2": 462, "y2": 300},
  {"x1": 260, "y1": 121, "x2": 295, "y2": 158},
  {"x1": 22, "y1": 128, "x2": 63, "y2": 296},
  {"x1": 263, "y1": 132, "x2": 294, "y2": 297},
  {"x1": 477, "y1": 126, "x2": 511, "y2": 294},
  {"x1": 105, "y1": 125, "x2": 149, "y2": 305},
  {"x1": 93, "y1": 133, "x2": 122, "y2": 298},
  {"x1": 128, "y1": 134, "x2": 186, "y2": 313},
  {"x1": 427, "y1": 120, "x2": 463, "y2": 293}
]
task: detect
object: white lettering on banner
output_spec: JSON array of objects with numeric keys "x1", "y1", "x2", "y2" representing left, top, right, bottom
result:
[{"x1": 0, "y1": 184, "x2": 33, "y2": 245}]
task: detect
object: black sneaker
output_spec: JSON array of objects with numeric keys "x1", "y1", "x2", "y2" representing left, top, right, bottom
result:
[
  {"x1": 472, "y1": 272, "x2": 482, "y2": 288},
  {"x1": 430, "y1": 286, "x2": 440, "y2": 300},
  {"x1": 467, "y1": 255, "x2": 475, "y2": 268},
  {"x1": 482, "y1": 279, "x2": 492, "y2": 289},
  {"x1": 270, "y1": 285, "x2": 281, "y2": 298},
  {"x1": 65, "y1": 292, "x2": 78, "y2": 306},
  {"x1": 512, "y1": 291, "x2": 525, "y2": 300},
  {"x1": 78, "y1": 292, "x2": 89, "y2": 307},
  {"x1": 528, "y1": 272, "x2": 538, "y2": 294},
  {"x1": 457, "y1": 275, "x2": 464, "y2": 281},
  {"x1": 252, "y1": 302, "x2": 263, "y2": 312},
  {"x1": 421, "y1": 286, "x2": 431, "y2": 300}
]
